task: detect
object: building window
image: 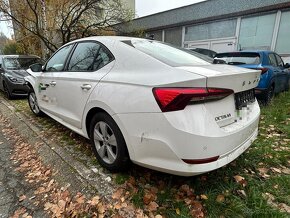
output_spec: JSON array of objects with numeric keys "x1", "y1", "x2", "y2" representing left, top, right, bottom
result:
[
  {"x1": 184, "y1": 19, "x2": 237, "y2": 42},
  {"x1": 239, "y1": 13, "x2": 276, "y2": 51},
  {"x1": 164, "y1": 27, "x2": 182, "y2": 47},
  {"x1": 275, "y1": 11, "x2": 290, "y2": 55}
]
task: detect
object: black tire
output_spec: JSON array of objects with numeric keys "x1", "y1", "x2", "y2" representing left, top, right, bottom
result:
[
  {"x1": 285, "y1": 79, "x2": 289, "y2": 92},
  {"x1": 263, "y1": 85, "x2": 274, "y2": 105},
  {"x1": 3, "y1": 82, "x2": 13, "y2": 100},
  {"x1": 89, "y1": 112, "x2": 130, "y2": 172},
  {"x1": 28, "y1": 90, "x2": 44, "y2": 116}
]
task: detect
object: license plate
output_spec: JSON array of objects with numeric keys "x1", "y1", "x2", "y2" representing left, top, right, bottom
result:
[{"x1": 234, "y1": 89, "x2": 255, "y2": 110}]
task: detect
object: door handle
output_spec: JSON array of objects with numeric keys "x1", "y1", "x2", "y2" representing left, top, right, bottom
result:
[
  {"x1": 50, "y1": 81, "x2": 56, "y2": 87},
  {"x1": 81, "y1": 84, "x2": 92, "y2": 90}
]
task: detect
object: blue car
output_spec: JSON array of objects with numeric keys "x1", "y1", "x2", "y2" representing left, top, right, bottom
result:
[{"x1": 214, "y1": 51, "x2": 290, "y2": 104}]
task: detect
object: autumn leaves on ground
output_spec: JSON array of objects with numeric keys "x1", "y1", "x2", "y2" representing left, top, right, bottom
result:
[{"x1": 1, "y1": 91, "x2": 290, "y2": 217}]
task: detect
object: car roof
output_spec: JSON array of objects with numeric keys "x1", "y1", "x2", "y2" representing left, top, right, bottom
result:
[
  {"x1": 217, "y1": 50, "x2": 274, "y2": 55},
  {"x1": 0, "y1": 55, "x2": 41, "y2": 58},
  {"x1": 68, "y1": 36, "x2": 146, "y2": 44}
]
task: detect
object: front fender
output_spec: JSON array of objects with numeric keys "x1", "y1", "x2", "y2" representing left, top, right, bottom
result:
[{"x1": 24, "y1": 75, "x2": 37, "y2": 91}]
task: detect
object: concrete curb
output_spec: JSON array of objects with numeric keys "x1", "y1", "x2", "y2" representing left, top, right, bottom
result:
[{"x1": 0, "y1": 97, "x2": 115, "y2": 200}]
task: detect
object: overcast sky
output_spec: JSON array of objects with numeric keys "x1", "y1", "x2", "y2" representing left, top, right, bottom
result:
[
  {"x1": 0, "y1": 0, "x2": 206, "y2": 38},
  {"x1": 135, "y1": 0, "x2": 206, "y2": 17}
]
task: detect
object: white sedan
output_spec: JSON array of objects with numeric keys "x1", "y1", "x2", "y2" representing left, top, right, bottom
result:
[{"x1": 25, "y1": 36, "x2": 261, "y2": 176}]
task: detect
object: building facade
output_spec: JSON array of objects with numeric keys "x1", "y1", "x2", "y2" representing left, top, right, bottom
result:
[{"x1": 118, "y1": 0, "x2": 290, "y2": 56}]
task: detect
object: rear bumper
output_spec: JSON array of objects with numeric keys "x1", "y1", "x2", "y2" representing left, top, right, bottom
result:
[
  {"x1": 134, "y1": 128, "x2": 258, "y2": 176},
  {"x1": 115, "y1": 101, "x2": 260, "y2": 176}
]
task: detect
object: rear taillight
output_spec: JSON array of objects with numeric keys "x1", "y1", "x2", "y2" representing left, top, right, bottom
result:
[
  {"x1": 254, "y1": 68, "x2": 268, "y2": 74},
  {"x1": 153, "y1": 87, "x2": 233, "y2": 112}
]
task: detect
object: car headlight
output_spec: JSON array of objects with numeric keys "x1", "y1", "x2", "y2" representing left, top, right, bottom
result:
[{"x1": 7, "y1": 75, "x2": 25, "y2": 84}]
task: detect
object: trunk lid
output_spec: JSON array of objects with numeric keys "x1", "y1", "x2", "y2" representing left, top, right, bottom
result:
[
  {"x1": 176, "y1": 65, "x2": 260, "y2": 128},
  {"x1": 176, "y1": 65, "x2": 261, "y2": 93}
]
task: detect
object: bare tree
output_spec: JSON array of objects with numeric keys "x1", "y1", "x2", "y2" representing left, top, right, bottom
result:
[{"x1": 0, "y1": 0, "x2": 134, "y2": 54}]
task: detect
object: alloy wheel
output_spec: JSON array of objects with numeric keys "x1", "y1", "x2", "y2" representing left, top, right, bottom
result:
[
  {"x1": 93, "y1": 121, "x2": 118, "y2": 164},
  {"x1": 29, "y1": 92, "x2": 40, "y2": 114}
]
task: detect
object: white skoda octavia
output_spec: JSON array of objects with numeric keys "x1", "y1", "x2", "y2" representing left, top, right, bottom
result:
[{"x1": 25, "y1": 36, "x2": 261, "y2": 176}]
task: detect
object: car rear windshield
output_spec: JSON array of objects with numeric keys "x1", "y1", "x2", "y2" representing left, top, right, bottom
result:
[
  {"x1": 214, "y1": 53, "x2": 261, "y2": 65},
  {"x1": 122, "y1": 40, "x2": 211, "y2": 67},
  {"x1": 3, "y1": 57, "x2": 42, "y2": 70}
]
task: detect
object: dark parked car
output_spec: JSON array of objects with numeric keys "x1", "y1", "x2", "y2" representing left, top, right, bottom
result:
[
  {"x1": 0, "y1": 55, "x2": 43, "y2": 99},
  {"x1": 214, "y1": 51, "x2": 290, "y2": 103},
  {"x1": 190, "y1": 48, "x2": 217, "y2": 58}
]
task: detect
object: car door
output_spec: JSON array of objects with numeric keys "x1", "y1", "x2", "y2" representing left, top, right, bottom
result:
[
  {"x1": 47, "y1": 41, "x2": 115, "y2": 129},
  {"x1": 268, "y1": 53, "x2": 282, "y2": 92},
  {"x1": 274, "y1": 53, "x2": 289, "y2": 91},
  {"x1": 36, "y1": 44, "x2": 74, "y2": 115}
]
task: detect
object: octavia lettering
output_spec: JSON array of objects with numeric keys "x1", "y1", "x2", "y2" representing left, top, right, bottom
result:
[{"x1": 215, "y1": 113, "x2": 232, "y2": 121}]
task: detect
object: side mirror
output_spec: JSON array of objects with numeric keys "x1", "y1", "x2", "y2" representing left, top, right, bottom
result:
[
  {"x1": 29, "y1": 63, "x2": 43, "y2": 72},
  {"x1": 213, "y1": 59, "x2": 226, "y2": 64},
  {"x1": 284, "y1": 63, "x2": 290, "y2": 69},
  {"x1": 0, "y1": 63, "x2": 2, "y2": 70}
]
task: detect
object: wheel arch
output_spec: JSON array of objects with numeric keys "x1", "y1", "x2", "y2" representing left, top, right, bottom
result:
[
  {"x1": 83, "y1": 103, "x2": 135, "y2": 160},
  {"x1": 26, "y1": 81, "x2": 34, "y2": 91},
  {"x1": 24, "y1": 75, "x2": 37, "y2": 92}
]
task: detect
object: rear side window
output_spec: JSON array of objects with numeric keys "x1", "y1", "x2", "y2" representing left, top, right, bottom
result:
[
  {"x1": 269, "y1": 53, "x2": 278, "y2": 67},
  {"x1": 214, "y1": 53, "x2": 260, "y2": 65},
  {"x1": 275, "y1": 54, "x2": 284, "y2": 67},
  {"x1": 68, "y1": 42, "x2": 114, "y2": 72}
]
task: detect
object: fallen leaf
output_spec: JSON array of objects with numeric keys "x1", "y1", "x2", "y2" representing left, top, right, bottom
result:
[
  {"x1": 180, "y1": 184, "x2": 190, "y2": 193},
  {"x1": 190, "y1": 201, "x2": 204, "y2": 218},
  {"x1": 216, "y1": 194, "x2": 225, "y2": 203},
  {"x1": 147, "y1": 201, "x2": 159, "y2": 212},
  {"x1": 257, "y1": 168, "x2": 268, "y2": 174},
  {"x1": 278, "y1": 203, "x2": 290, "y2": 213},
  {"x1": 22, "y1": 212, "x2": 29, "y2": 218},
  {"x1": 114, "y1": 203, "x2": 122, "y2": 210},
  {"x1": 88, "y1": 196, "x2": 100, "y2": 206},
  {"x1": 281, "y1": 168, "x2": 290, "y2": 175},
  {"x1": 176, "y1": 208, "x2": 180, "y2": 215},
  {"x1": 11, "y1": 207, "x2": 26, "y2": 218},
  {"x1": 19, "y1": 195, "x2": 26, "y2": 202},
  {"x1": 112, "y1": 188, "x2": 124, "y2": 200},
  {"x1": 44, "y1": 202, "x2": 53, "y2": 211},
  {"x1": 236, "y1": 190, "x2": 247, "y2": 198},
  {"x1": 98, "y1": 203, "x2": 106, "y2": 214},
  {"x1": 75, "y1": 194, "x2": 85, "y2": 204},
  {"x1": 58, "y1": 199, "x2": 66, "y2": 211},
  {"x1": 234, "y1": 175, "x2": 247, "y2": 187},
  {"x1": 270, "y1": 167, "x2": 281, "y2": 174},
  {"x1": 200, "y1": 194, "x2": 208, "y2": 200},
  {"x1": 143, "y1": 192, "x2": 155, "y2": 205}
]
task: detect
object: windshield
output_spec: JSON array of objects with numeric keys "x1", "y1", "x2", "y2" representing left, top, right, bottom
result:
[
  {"x1": 214, "y1": 53, "x2": 261, "y2": 65},
  {"x1": 3, "y1": 57, "x2": 42, "y2": 70},
  {"x1": 122, "y1": 40, "x2": 210, "y2": 67}
]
